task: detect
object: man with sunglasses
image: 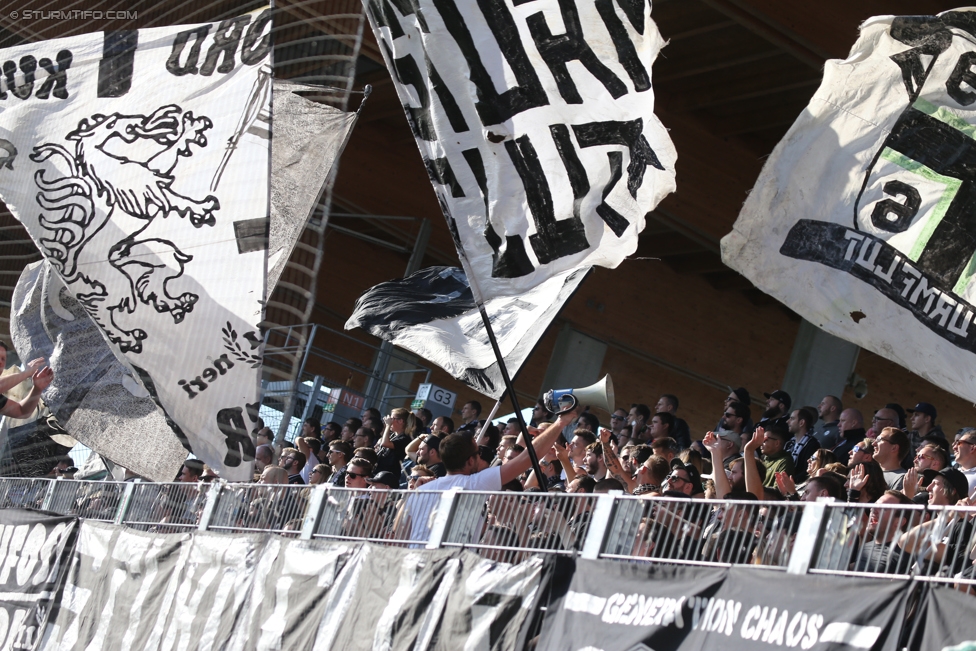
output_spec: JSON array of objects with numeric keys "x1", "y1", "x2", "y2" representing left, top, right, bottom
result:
[{"x1": 952, "y1": 429, "x2": 976, "y2": 494}]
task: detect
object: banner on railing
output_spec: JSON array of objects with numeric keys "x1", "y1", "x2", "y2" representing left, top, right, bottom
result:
[
  {"x1": 910, "y1": 583, "x2": 976, "y2": 651},
  {"x1": 0, "y1": 509, "x2": 76, "y2": 651},
  {"x1": 39, "y1": 519, "x2": 550, "y2": 651},
  {"x1": 539, "y1": 560, "x2": 913, "y2": 651}
]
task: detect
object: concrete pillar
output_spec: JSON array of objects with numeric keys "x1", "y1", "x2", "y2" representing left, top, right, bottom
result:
[{"x1": 781, "y1": 319, "x2": 859, "y2": 413}]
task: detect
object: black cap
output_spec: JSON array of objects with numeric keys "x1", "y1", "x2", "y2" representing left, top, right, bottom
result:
[
  {"x1": 366, "y1": 471, "x2": 400, "y2": 489},
  {"x1": 763, "y1": 390, "x2": 792, "y2": 411},
  {"x1": 669, "y1": 458, "x2": 704, "y2": 495},
  {"x1": 938, "y1": 467, "x2": 969, "y2": 501},
  {"x1": 728, "y1": 386, "x2": 751, "y2": 405},
  {"x1": 907, "y1": 402, "x2": 938, "y2": 420}
]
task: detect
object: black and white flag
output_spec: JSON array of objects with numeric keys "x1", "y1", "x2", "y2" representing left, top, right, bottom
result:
[
  {"x1": 346, "y1": 265, "x2": 587, "y2": 396},
  {"x1": 363, "y1": 0, "x2": 676, "y2": 303},
  {"x1": 723, "y1": 10, "x2": 976, "y2": 403},
  {"x1": 0, "y1": 12, "x2": 272, "y2": 478},
  {"x1": 10, "y1": 261, "x2": 189, "y2": 482}
]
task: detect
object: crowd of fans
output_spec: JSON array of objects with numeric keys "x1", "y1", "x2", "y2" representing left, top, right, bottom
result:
[{"x1": 5, "y1": 370, "x2": 976, "y2": 581}]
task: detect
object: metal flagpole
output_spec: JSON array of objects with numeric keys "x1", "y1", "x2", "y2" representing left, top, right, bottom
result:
[{"x1": 476, "y1": 305, "x2": 548, "y2": 491}]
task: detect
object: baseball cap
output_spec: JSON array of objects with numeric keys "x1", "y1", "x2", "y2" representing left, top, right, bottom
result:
[
  {"x1": 728, "y1": 386, "x2": 751, "y2": 405},
  {"x1": 907, "y1": 402, "x2": 937, "y2": 420},
  {"x1": 716, "y1": 429, "x2": 741, "y2": 449},
  {"x1": 366, "y1": 471, "x2": 400, "y2": 489},
  {"x1": 938, "y1": 467, "x2": 969, "y2": 501},
  {"x1": 763, "y1": 390, "x2": 792, "y2": 411}
]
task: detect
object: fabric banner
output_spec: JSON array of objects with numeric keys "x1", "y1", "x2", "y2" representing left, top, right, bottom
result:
[
  {"x1": 363, "y1": 0, "x2": 676, "y2": 303},
  {"x1": 909, "y1": 584, "x2": 976, "y2": 651},
  {"x1": 10, "y1": 261, "x2": 188, "y2": 482},
  {"x1": 0, "y1": 13, "x2": 272, "y2": 478},
  {"x1": 40, "y1": 520, "x2": 548, "y2": 651},
  {"x1": 268, "y1": 81, "x2": 358, "y2": 293},
  {"x1": 0, "y1": 509, "x2": 77, "y2": 651},
  {"x1": 722, "y1": 10, "x2": 976, "y2": 403},
  {"x1": 539, "y1": 560, "x2": 912, "y2": 651},
  {"x1": 346, "y1": 265, "x2": 588, "y2": 396}
]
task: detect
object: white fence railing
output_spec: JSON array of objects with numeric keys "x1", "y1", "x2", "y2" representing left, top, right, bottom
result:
[{"x1": 2, "y1": 477, "x2": 975, "y2": 587}]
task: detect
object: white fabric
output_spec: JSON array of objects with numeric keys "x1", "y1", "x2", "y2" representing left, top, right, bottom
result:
[
  {"x1": 723, "y1": 9, "x2": 976, "y2": 404},
  {"x1": 408, "y1": 467, "x2": 502, "y2": 543},
  {"x1": 365, "y1": 0, "x2": 676, "y2": 304},
  {"x1": 0, "y1": 12, "x2": 271, "y2": 479}
]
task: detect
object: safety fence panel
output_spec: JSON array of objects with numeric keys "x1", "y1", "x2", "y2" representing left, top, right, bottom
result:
[{"x1": 5, "y1": 477, "x2": 976, "y2": 588}]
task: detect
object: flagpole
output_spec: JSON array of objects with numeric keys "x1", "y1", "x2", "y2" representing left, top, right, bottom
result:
[{"x1": 477, "y1": 305, "x2": 548, "y2": 492}]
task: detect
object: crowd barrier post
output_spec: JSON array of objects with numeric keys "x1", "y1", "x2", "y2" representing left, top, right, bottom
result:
[
  {"x1": 426, "y1": 488, "x2": 461, "y2": 549},
  {"x1": 301, "y1": 484, "x2": 329, "y2": 540},
  {"x1": 40, "y1": 479, "x2": 57, "y2": 512},
  {"x1": 113, "y1": 481, "x2": 138, "y2": 525},
  {"x1": 580, "y1": 490, "x2": 621, "y2": 560},
  {"x1": 197, "y1": 481, "x2": 224, "y2": 531},
  {"x1": 787, "y1": 499, "x2": 828, "y2": 574}
]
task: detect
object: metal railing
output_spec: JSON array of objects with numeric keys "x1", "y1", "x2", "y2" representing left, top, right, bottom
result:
[{"x1": 4, "y1": 477, "x2": 976, "y2": 588}]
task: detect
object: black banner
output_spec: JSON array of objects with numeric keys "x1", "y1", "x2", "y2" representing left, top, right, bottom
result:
[
  {"x1": 0, "y1": 509, "x2": 76, "y2": 651},
  {"x1": 781, "y1": 219, "x2": 976, "y2": 352},
  {"x1": 40, "y1": 521, "x2": 550, "y2": 651},
  {"x1": 539, "y1": 560, "x2": 912, "y2": 651},
  {"x1": 909, "y1": 583, "x2": 976, "y2": 651}
]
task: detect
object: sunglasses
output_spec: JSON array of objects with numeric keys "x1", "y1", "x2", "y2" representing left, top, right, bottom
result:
[
  {"x1": 346, "y1": 471, "x2": 370, "y2": 479},
  {"x1": 611, "y1": 415, "x2": 624, "y2": 420},
  {"x1": 665, "y1": 473, "x2": 689, "y2": 485},
  {"x1": 409, "y1": 475, "x2": 427, "y2": 480}
]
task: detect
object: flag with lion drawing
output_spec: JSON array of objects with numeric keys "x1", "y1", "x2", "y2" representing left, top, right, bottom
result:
[{"x1": 0, "y1": 11, "x2": 273, "y2": 479}]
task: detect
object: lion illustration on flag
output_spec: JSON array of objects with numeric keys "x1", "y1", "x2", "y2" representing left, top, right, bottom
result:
[{"x1": 29, "y1": 104, "x2": 219, "y2": 353}]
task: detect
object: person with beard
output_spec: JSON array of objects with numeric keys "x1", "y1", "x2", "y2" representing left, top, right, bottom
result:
[
  {"x1": 812, "y1": 395, "x2": 843, "y2": 449},
  {"x1": 785, "y1": 407, "x2": 820, "y2": 484},
  {"x1": 759, "y1": 421, "x2": 794, "y2": 487},
  {"x1": 759, "y1": 389, "x2": 791, "y2": 426},
  {"x1": 832, "y1": 408, "x2": 866, "y2": 459}
]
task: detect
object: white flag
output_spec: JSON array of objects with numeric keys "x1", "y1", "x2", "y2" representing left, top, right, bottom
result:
[
  {"x1": 723, "y1": 10, "x2": 976, "y2": 403},
  {"x1": 363, "y1": 0, "x2": 676, "y2": 302},
  {"x1": 346, "y1": 265, "x2": 588, "y2": 397},
  {"x1": 0, "y1": 11, "x2": 272, "y2": 479}
]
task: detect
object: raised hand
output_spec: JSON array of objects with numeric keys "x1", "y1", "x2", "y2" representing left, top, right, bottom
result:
[
  {"x1": 32, "y1": 366, "x2": 53, "y2": 392},
  {"x1": 745, "y1": 427, "x2": 764, "y2": 453},
  {"x1": 848, "y1": 463, "x2": 868, "y2": 492},
  {"x1": 702, "y1": 431, "x2": 721, "y2": 452},
  {"x1": 903, "y1": 466, "x2": 919, "y2": 497},
  {"x1": 25, "y1": 357, "x2": 45, "y2": 372},
  {"x1": 599, "y1": 427, "x2": 612, "y2": 445},
  {"x1": 775, "y1": 471, "x2": 796, "y2": 497}
]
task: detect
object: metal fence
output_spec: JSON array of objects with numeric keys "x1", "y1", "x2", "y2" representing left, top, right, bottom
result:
[{"x1": 4, "y1": 477, "x2": 976, "y2": 589}]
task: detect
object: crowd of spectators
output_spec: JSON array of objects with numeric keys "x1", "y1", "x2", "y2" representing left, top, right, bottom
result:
[{"x1": 5, "y1": 359, "x2": 976, "y2": 581}]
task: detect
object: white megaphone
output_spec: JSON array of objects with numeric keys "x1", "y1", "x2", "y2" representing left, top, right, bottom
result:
[{"x1": 543, "y1": 375, "x2": 614, "y2": 415}]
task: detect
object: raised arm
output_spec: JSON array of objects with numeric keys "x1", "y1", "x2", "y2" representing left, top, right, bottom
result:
[
  {"x1": 600, "y1": 428, "x2": 636, "y2": 492},
  {"x1": 703, "y1": 431, "x2": 732, "y2": 499},
  {"x1": 500, "y1": 409, "x2": 577, "y2": 486},
  {"x1": 742, "y1": 428, "x2": 765, "y2": 499},
  {"x1": 0, "y1": 366, "x2": 52, "y2": 420},
  {"x1": 0, "y1": 357, "x2": 44, "y2": 396},
  {"x1": 404, "y1": 435, "x2": 424, "y2": 462}
]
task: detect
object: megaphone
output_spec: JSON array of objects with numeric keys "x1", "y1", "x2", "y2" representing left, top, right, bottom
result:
[{"x1": 544, "y1": 375, "x2": 614, "y2": 415}]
